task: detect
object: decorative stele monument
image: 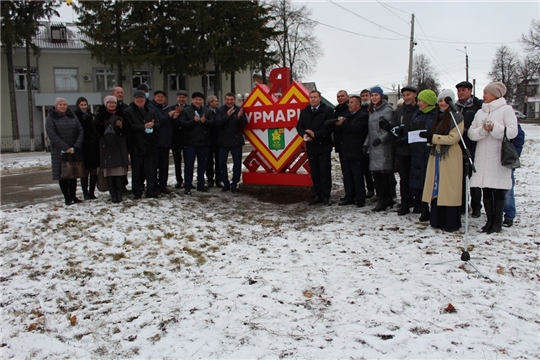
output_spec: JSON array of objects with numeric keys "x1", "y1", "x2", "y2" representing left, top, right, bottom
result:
[{"x1": 241, "y1": 68, "x2": 312, "y2": 186}]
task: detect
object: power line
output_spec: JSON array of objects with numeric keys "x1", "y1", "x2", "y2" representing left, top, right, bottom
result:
[
  {"x1": 415, "y1": 18, "x2": 458, "y2": 83},
  {"x1": 376, "y1": 0, "x2": 410, "y2": 25},
  {"x1": 327, "y1": 0, "x2": 408, "y2": 38},
  {"x1": 309, "y1": 17, "x2": 407, "y2": 41}
]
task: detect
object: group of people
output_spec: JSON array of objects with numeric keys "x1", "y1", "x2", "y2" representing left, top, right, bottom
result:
[
  {"x1": 45, "y1": 86, "x2": 248, "y2": 205},
  {"x1": 298, "y1": 81, "x2": 523, "y2": 234},
  {"x1": 45, "y1": 80, "x2": 524, "y2": 234}
]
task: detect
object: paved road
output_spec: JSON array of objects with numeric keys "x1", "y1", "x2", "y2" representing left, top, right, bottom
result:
[{"x1": 1, "y1": 147, "x2": 256, "y2": 210}]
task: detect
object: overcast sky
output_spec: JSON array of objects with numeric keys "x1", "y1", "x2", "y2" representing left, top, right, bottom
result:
[
  {"x1": 301, "y1": 1, "x2": 539, "y2": 101},
  {"x1": 54, "y1": 1, "x2": 539, "y2": 102}
]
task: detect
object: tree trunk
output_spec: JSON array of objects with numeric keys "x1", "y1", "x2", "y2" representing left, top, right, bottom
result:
[
  {"x1": 214, "y1": 63, "x2": 221, "y2": 99},
  {"x1": 26, "y1": 39, "x2": 35, "y2": 151},
  {"x1": 162, "y1": 71, "x2": 168, "y2": 95},
  {"x1": 6, "y1": 42, "x2": 21, "y2": 153},
  {"x1": 230, "y1": 72, "x2": 236, "y2": 94}
]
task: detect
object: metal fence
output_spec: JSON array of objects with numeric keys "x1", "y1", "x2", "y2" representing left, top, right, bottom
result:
[{"x1": 1, "y1": 134, "x2": 45, "y2": 153}]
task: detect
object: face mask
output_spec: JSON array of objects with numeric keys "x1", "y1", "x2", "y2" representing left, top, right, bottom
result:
[
  {"x1": 362, "y1": 101, "x2": 370, "y2": 106},
  {"x1": 145, "y1": 128, "x2": 153, "y2": 134},
  {"x1": 145, "y1": 93, "x2": 150, "y2": 99}
]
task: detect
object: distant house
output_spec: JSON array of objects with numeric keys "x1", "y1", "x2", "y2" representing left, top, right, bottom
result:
[{"x1": 1, "y1": 21, "x2": 254, "y2": 152}]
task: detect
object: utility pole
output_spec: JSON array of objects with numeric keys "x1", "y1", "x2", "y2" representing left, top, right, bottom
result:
[
  {"x1": 407, "y1": 14, "x2": 415, "y2": 86},
  {"x1": 457, "y1": 46, "x2": 469, "y2": 81}
]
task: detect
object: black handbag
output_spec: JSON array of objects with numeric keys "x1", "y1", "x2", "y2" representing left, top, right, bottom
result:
[
  {"x1": 60, "y1": 153, "x2": 85, "y2": 179},
  {"x1": 501, "y1": 127, "x2": 520, "y2": 169}
]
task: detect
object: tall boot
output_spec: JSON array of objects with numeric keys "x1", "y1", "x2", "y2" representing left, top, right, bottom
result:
[
  {"x1": 115, "y1": 176, "x2": 124, "y2": 203},
  {"x1": 107, "y1": 177, "x2": 118, "y2": 203},
  {"x1": 419, "y1": 202, "x2": 430, "y2": 222},
  {"x1": 470, "y1": 187, "x2": 482, "y2": 218},
  {"x1": 88, "y1": 175, "x2": 98, "y2": 199},
  {"x1": 69, "y1": 179, "x2": 82, "y2": 203},
  {"x1": 59, "y1": 179, "x2": 72, "y2": 205},
  {"x1": 373, "y1": 174, "x2": 391, "y2": 212},
  {"x1": 81, "y1": 176, "x2": 90, "y2": 200},
  {"x1": 489, "y1": 190, "x2": 506, "y2": 233},
  {"x1": 482, "y1": 189, "x2": 494, "y2": 233}
]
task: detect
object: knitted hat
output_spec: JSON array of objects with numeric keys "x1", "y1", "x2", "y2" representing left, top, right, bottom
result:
[
  {"x1": 417, "y1": 89, "x2": 437, "y2": 106},
  {"x1": 370, "y1": 86, "x2": 384, "y2": 96},
  {"x1": 54, "y1": 97, "x2": 67, "y2": 107},
  {"x1": 103, "y1": 95, "x2": 117, "y2": 105},
  {"x1": 484, "y1": 82, "x2": 507, "y2": 98},
  {"x1": 437, "y1": 89, "x2": 455, "y2": 103}
]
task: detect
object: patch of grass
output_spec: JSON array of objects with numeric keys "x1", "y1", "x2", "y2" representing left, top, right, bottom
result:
[
  {"x1": 111, "y1": 252, "x2": 126, "y2": 261},
  {"x1": 163, "y1": 232, "x2": 174, "y2": 239},
  {"x1": 183, "y1": 246, "x2": 207, "y2": 265},
  {"x1": 185, "y1": 234, "x2": 196, "y2": 242}
]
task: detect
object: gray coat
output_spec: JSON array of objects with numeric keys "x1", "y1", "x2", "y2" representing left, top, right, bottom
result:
[
  {"x1": 46, "y1": 107, "x2": 84, "y2": 180},
  {"x1": 364, "y1": 101, "x2": 395, "y2": 172}
]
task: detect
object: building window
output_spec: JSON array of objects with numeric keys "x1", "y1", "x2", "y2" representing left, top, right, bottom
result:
[
  {"x1": 169, "y1": 74, "x2": 187, "y2": 91},
  {"x1": 54, "y1": 68, "x2": 78, "y2": 92},
  {"x1": 132, "y1": 70, "x2": 151, "y2": 89},
  {"x1": 14, "y1": 68, "x2": 38, "y2": 91},
  {"x1": 95, "y1": 69, "x2": 116, "y2": 91},
  {"x1": 51, "y1": 26, "x2": 67, "y2": 43},
  {"x1": 202, "y1": 72, "x2": 215, "y2": 92}
]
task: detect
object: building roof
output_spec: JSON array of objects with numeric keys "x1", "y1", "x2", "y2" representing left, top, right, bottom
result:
[{"x1": 29, "y1": 21, "x2": 89, "y2": 50}]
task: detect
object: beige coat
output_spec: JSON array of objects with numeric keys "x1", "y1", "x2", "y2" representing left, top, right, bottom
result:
[{"x1": 422, "y1": 121, "x2": 464, "y2": 206}]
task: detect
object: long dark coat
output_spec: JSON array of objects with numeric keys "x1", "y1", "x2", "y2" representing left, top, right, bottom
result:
[
  {"x1": 94, "y1": 106, "x2": 129, "y2": 169},
  {"x1": 46, "y1": 107, "x2": 84, "y2": 180},
  {"x1": 215, "y1": 105, "x2": 248, "y2": 148},
  {"x1": 74, "y1": 108, "x2": 100, "y2": 169}
]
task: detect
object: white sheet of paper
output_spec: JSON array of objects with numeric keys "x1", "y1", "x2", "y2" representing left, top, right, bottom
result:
[{"x1": 408, "y1": 130, "x2": 427, "y2": 144}]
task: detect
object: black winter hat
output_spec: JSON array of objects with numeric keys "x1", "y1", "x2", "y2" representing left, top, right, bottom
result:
[
  {"x1": 455, "y1": 81, "x2": 473, "y2": 89},
  {"x1": 401, "y1": 85, "x2": 418, "y2": 93}
]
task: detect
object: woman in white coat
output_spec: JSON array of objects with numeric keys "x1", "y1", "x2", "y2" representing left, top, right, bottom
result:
[{"x1": 468, "y1": 82, "x2": 517, "y2": 233}]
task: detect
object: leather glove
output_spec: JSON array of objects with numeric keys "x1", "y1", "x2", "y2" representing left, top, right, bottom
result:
[
  {"x1": 372, "y1": 138, "x2": 382, "y2": 147},
  {"x1": 379, "y1": 119, "x2": 393, "y2": 132},
  {"x1": 394, "y1": 138, "x2": 406, "y2": 148},
  {"x1": 419, "y1": 131, "x2": 433, "y2": 143},
  {"x1": 362, "y1": 146, "x2": 369, "y2": 155}
]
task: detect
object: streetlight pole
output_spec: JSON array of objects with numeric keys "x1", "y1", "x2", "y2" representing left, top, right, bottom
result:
[{"x1": 456, "y1": 46, "x2": 469, "y2": 82}]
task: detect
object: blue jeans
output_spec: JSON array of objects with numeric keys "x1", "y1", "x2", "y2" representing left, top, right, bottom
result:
[
  {"x1": 219, "y1": 146, "x2": 242, "y2": 188},
  {"x1": 504, "y1": 170, "x2": 516, "y2": 220},
  {"x1": 184, "y1": 145, "x2": 209, "y2": 191}
]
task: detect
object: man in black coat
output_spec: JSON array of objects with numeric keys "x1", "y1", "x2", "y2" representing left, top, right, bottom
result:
[
  {"x1": 335, "y1": 95, "x2": 369, "y2": 207},
  {"x1": 171, "y1": 90, "x2": 189, "y2": 189},
  {"x1": 124, "y1": 90, "x2": 160, "y2": 199},
  {"x1": 296, "y1": 90, "x2": 334, "y2": 205},
  {"x1": 333, "y1": 90, "x2": 349, "y2": 200},
  {"x1": 456, "y1": 80, "x2": 483, "y2": 218},
  {"x1": 386, "y1": 85, "x2": 418, "y2": 215},
  {"x1": 179, "y1": 92, "x2": 214, "y2": 194},
  {"x1": 205, "y1": 95, "x2": 222, "y2": 188},
  {"x1": 215, "y1": 92, "x2": 248, "y2": 193}
]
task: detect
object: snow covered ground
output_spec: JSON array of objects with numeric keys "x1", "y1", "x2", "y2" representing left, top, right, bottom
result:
[{"x1": 1, "y1": 124, "x2": 539, "y2": 359}]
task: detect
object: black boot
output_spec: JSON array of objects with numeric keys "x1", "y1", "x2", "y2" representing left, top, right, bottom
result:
[
  {"x1": 81, "y1": 176, "x2": 90, "y2": 200},
  {"x1": 372, "y1": 174, "x2": 392, "y2": 212},
  {"x1": 482, "y1": 189, "x2": 494, "y2": 233},
  {"x1": 115, "y1": 176, "x2": 124, "y2": 203},
  {"x1": 59, "y1": 180, "x2": 72, "y2": 205},
  {"x1": 419, "y1": 202, "x2": 430, "y2": 222},
  {"x1": 489, "y1": 190, "x2": 506, "y2": 233},
  {"x1": 69, "y1": 179, "x2": 82, "y2": 203},
  {"x1": 398, "y1": 201, "x2": 410, "y2": 216},
  {"x1": 107, "y1": 177, "x2": 118, "y2": 203},
  {"x1": 88, "y1": 175, "x2": 98, "y2": 199},
  {"x1": 471, "y1": 187, "x2": 482, "y2": 218}
]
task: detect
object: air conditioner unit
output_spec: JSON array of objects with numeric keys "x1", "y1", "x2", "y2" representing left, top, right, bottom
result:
[{"x1": 82, "y1": 74, "x2": 92, "y2": 82}]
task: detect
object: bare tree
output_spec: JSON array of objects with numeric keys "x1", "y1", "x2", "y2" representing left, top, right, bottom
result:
[
  {"x1": 267, "y1": 0, "x2": 323, "y2": 82},
  {"x1": 520, "y1": 19, "x2": 540, "y2": 53},
  {"x1": 488, "y1": 45, "x2": 521, "y2": 101},
  {"x1": 411, "y1": 54, "x2": 440, "y2": 94}
]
